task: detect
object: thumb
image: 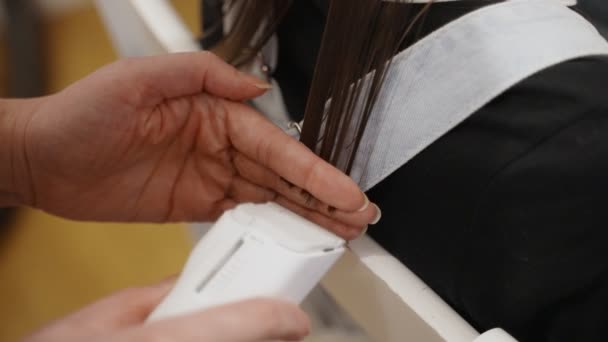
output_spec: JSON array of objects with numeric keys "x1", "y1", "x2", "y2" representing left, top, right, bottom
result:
[
  {"x1": 23, "y1": 277, "x2": 177, "y2": 342},
  {"x1": 124, "y1": 52, "x2": 271, "y2": 102},
  {"x1": 69, "y1": 276, "x2": 177, "y2": 329},
  {"x1": 132, "y1": 298, "x2": 310, "y2": 342}
]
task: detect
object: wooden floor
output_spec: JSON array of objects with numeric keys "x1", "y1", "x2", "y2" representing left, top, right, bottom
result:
[{"x1": 0, "y1": 2, "x2": 199, "y2": 340}]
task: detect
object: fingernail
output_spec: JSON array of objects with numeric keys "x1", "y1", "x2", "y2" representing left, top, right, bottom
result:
[
  {"x1": 370, "y1": 203, "x2": 382, "y2": 225},
  {"x1": 357, "y1": 193, "x2": 370, "y2": 212},
  {"x1": 239, "y1": 71, "x2": 273, "y2": 89},
  {"x1": 253, "y1": 81, "x2": 273, "y2": 89}
]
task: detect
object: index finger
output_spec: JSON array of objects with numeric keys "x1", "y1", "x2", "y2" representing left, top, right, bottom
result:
[{"x1": 226, "y1": 101, "x2": 368, "y2": 212}]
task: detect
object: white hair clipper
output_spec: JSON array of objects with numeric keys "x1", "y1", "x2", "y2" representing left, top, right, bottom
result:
[{"x1": 147, "y1": 202, "x2": 346, "y2": 322}]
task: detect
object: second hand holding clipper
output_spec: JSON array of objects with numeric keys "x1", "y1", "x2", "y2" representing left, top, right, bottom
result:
[{"x1": 147, "y1": 202, "x2": 346, "y2": 322}]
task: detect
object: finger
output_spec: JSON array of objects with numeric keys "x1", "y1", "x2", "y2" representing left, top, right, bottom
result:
[
  {"x1": 206, "y1": 198, "x2": 239, "y2": 222},
  {"x1": 73, "y1": 277, "x2": 177, "y2": 328},
  {"x1": 123, "y1": 52, "x2": 270, "y2": 103},
  {"x1": 228, "y1": 176, "x2": 278, "y2": 203},
  {"x1": 225, "y1": 101, "x2": 369, "y2": 213},
  {"x1": 233, "y1": 151, "x2": 378, "y2": 229},
  {"x1": 137, "y1": 298, "x2": 310, "y2": 342},
  {"x1": 232, "y1": 151, "x2": 281, "y2": 191},
  {"x1": 25, "y1": 277, "x2": 177, "y2": 341},
  {"x1": 275, "y1": 196, "x2": 364, "y2": 240}
]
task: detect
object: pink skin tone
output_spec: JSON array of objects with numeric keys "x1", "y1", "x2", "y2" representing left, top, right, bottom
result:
[
  {"x1": 0, "y1": 52, "x2": 380, "y2": 341},
  {"x1": 23, "y1": 278, "x2": 311, "y2": 342}
]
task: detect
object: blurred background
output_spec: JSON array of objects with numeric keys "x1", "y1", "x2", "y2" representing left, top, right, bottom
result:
[{"x1": 0, "y1": 1, "x2": 199, "y2": 340}]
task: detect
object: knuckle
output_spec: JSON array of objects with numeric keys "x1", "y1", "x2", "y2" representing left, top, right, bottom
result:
[{"x1": 201, "y1": 50, "x2": 231, "y2": 70}]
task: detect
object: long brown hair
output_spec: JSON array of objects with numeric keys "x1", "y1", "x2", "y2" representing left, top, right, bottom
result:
[
  {"x1": 207, "y1": 0, "x2": 293, "y2": 67},
  {"x1": 207, "y1": 0, "x2": 431, "y2": 176},
  {"x1": 300, "y1": 0, "x2": 431, "y2": 175}
]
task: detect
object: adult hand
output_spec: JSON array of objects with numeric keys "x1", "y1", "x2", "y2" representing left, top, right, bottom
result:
[
  {"x1": 3, "y1": 52, "x2": 379, "y2": 238},
  {"x1": 23, "y1": 279, "x2": 310, "y2": 342}
]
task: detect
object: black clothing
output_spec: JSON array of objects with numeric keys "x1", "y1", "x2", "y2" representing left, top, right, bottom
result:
[
  {"x1": 367, "y1": 56, "x2": 608, "y2": 341},
  {"x1": 274, "y1": 3, "x2": 608, "y2": 341},
  {"x1": 579, "y1": 0, "x2": 608, "y2": 37}
]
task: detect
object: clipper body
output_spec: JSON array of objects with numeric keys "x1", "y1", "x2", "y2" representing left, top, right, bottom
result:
[{"x1": 147, "y1": 202, "x2": 345, "y2": 322}]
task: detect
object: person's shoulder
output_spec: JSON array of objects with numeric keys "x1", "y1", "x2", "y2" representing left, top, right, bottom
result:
[
  {"x1": 475, "y1": 55, "x2": 608, "y2": 128},
  {"x1": 526, "y1": 55, "x2": 608, "y2": 103},
  {"x1": 550, "y1": 55, "x2": 608, "y2": 74},
  {"x1": 551, "y1": 55, "x2": 608, "y2": 75}
]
